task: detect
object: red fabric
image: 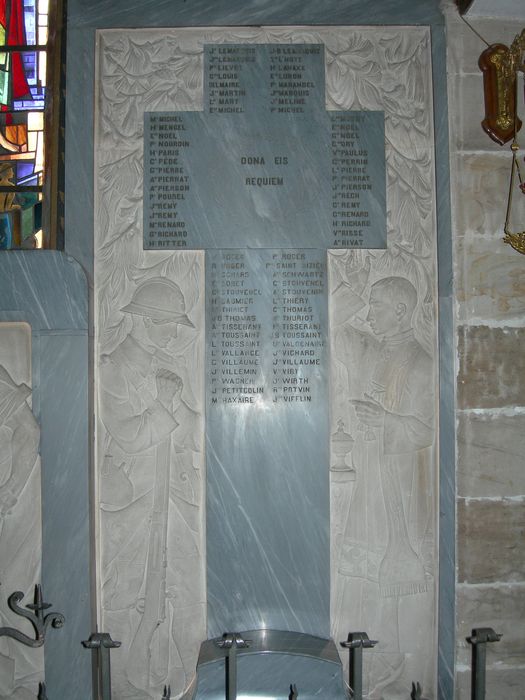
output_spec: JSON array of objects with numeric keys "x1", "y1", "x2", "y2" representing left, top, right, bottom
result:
[
  {"x1": 11, "y1": 53, "x2": 30, "y2": 99},
  {"x1": 7, "y1": 0, "x2": 26, "y2": 45},
  {"x1": 0, "y1": 1, "x2": 6, "y2": 31},
  {"x1": 8, "y1": 0, "x2": 31, "y2": 100}
]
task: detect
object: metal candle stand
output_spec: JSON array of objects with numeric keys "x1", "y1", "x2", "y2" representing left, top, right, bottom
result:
[
  {"x1": 0, "y1": 584, "x2": 64, "y2": 648},
  {"x1": 82, "y1": 632, "x2": 122, "y2": 700},
  {"x1": 0, "y1": 619, "x2": 501, "y2": 698},
  {"x1": 340, "y1": 632, "x2": 378, "y2": 700},
  {"x1": 215, "y1": 632, "x2": 252, "y2": 700},
  {"x1": 467, "y1": 627, "x2": 502, "y2": 700}
]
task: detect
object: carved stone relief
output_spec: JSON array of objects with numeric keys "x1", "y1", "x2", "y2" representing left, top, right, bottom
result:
[
  {"x1": 96, "y1": 33, "x2": 206, "y2": 699},
  {"x1": 96, "y1": 26, "x2": 437, "y2": 698},
  {"x1": 329, "y1": 255, "x2": 437, "y2": 698},
  {"x1": 0, "y1": 323, "x2": 43, "y2": 699},
  {"x1": 327, "y1": 29, "x2": 437, "y2": 699}
]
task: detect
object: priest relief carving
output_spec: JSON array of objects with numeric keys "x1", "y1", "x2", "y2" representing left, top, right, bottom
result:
[{"x1": 331, "y1": 253, "x2": 436, "y2": 699}]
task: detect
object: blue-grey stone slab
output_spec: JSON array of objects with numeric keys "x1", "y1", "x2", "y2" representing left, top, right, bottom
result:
[
  {"x1": 144, "y1": 44, "x2": 386, "y2": 250},
  {"x1": 191, "y1": 630, "x2": 346, "y2": 699},
  {"x1": 205, "y1": 249, "x2": 329, "y2": 638},
  {"x1": 331, "y1": 111, "x2": 386, "y2": 248},
  {"x1": 205, "y1": 44, "x2": 325, "y2": 115},
  {"x1": 0, "y1": 251, "x2": 88, "y2": 332},
  {"x1": 39, "y1": 333, "x2": 92, "y2": 700},
  {"x1": 68, "y1": 0, "x2": 444, "y2": 28},
  {"x1": 433, "y1": 23, "x2": 456, "y2": 699}
]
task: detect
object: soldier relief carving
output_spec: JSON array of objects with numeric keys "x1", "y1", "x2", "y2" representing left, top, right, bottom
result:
[
  {"x1": 97, "y1": 267, "x2": 204, "y2": 698},
  {"x1": 97, "y1": 25, "x2": 207, "y2": 697},
  {"x1": 96, "y1": 26, "x2": 437, "y2": 698}
]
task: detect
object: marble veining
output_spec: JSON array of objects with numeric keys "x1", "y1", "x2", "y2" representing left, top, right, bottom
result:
[
  {"x1": 69, "y1": 0, "x2": 444, "y2": 29},
  {"x1": 0, "y1": 252, "x2": 87, "y2": 331},
  {"x1": 205, "y1": 250, "x2": 330, "y2": 638}
]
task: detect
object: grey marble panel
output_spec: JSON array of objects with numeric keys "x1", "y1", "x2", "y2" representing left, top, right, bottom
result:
[
  {"x1": 437, "y1": 296, "x2": 456, "y2": 700},
  {"x1": 432, "y1": 20, "x2": 455, "y2": 700},
  {"x1": 204, "y1": 43, "x2": 325, "y2": 115},
  {"x1": 206, "y1": 249, "x2": 329, "y2": 638},
  {"x1": 68, "y1": 0, "x2": 444, "y2": 28},
  {"x1": 143, "y1": 44, "x2": 385, "y2": 250},
  {"x1": 39, "y1": 333, "x2": 92, "y2": 700},
  {"x1": 0, "y1": 251, "x2": 88, "y2": 332}
]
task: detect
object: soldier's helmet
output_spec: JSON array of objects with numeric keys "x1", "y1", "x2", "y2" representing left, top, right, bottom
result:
[{"x1": 121, "y1": 277, "x2": 194, "y2": 327}]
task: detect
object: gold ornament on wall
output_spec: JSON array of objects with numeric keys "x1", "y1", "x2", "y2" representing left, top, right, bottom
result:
[{"x1": 479, "y1": 29, "x2": 525, "y2": 255}]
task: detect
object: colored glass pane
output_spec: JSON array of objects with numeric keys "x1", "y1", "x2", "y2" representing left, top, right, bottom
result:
[{"x1": 0, "y1": 0, "x2": 47, "y2": 250}]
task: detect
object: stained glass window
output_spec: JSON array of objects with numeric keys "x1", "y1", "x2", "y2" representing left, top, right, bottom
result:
[{"x1": 0, "y1": 0, "x2": 48, "y2": 249}]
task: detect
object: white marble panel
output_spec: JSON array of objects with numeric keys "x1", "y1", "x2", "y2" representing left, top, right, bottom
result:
[
  {"x1": 326, "y1": 27, "x2": 438, "y2": 700},
  {"x1": 95, "y1": 33, "x2": 206, "y2": 698},
  {"x1": 329, "y1": 256, "x2": 438, "y2": 698},
  {"x1": 95, "y1": 26, "x2": 438, "y2": 699},
  {"x1": 0, "y1": 323, "x2": 44, "y2": 698}
]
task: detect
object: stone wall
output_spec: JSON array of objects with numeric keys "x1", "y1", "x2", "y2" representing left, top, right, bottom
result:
[{"x1": 444, "y1": 4, "x2": 525, "y2": 698}]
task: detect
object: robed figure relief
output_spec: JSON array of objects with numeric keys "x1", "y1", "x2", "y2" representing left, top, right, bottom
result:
[
  {"x1": 98, "y1": 275, "x2": 204, "y2": 699},
  {"x1": 0, "y1": 325, "x2": 43, "y2": 698},
  {"x1": 331, "y1": 255, "x2": 436, "y2": 699}
]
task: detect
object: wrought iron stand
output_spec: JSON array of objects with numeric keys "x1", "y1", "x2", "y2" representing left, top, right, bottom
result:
[
  {"x1": 467, "y1": 627, "x2": 502, "y2": 700},
  {"x1": 82, "y1": 632, "x2": 121, "y2": 700},
  {"x1": 340, "y1": 631, "x2": 378, "y2": 700}
]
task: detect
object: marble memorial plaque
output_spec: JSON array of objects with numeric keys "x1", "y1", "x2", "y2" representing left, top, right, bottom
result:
[
  {"x1": 205, "y1": 248, "x2": 330, "y2": 637},
  {"x1": 144, "y1": 44, "x2": 386, "y2": 250},
  {"x1": 97, "y1": 26, "x2": 438, "y2": 698}
]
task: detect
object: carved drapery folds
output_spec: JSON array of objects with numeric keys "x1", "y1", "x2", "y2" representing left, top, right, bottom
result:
[
  {"x1": 327, "y1": 28, "x2": 437, "y2": 699},
  {"x1": 0, "y1": 323, "x2": 44, "y2": 698}
]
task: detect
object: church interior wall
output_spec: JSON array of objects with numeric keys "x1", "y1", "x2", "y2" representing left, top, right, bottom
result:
[
  {"x1": 1, "y1": 0, "x2": 524, "y2": 698},
  {"x1": 444, "y1": 4, "x2": 525, "y2": 698}
]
